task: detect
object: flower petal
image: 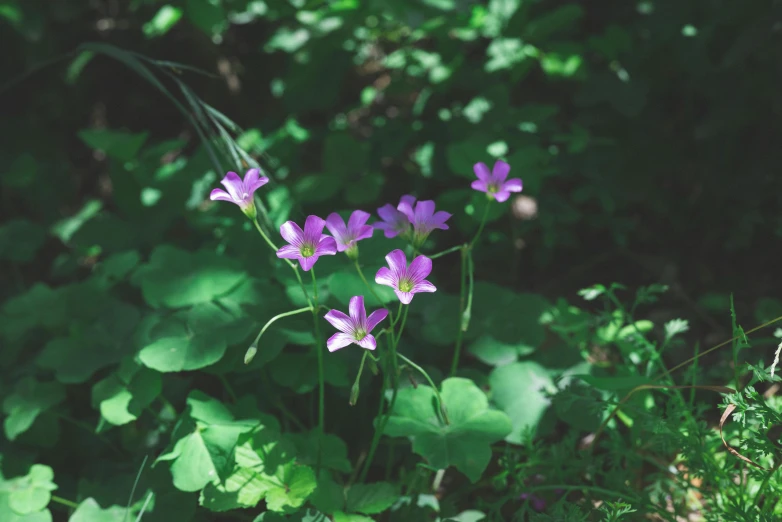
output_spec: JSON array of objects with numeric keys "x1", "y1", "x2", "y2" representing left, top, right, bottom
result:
[
  {"x1": 220, "y1": 171, "x2": 244, "y2": 201},
  {"x1": 492, "y1": 160, "x2": 511, "y2": 183},
  {"x1": 407, "y1": 255, "x2": 432, "y2": 283},
  {"x1": 349, "y1": 295, "x2": 367, "y2": 326},
  {"x1": 243, "y1": 168, "x2": 269, "y2": 194},
  {"x1": 355, "y1": 225, "x2": 374, "y2": 242},
  {"x1": 431, "y1": 211, "x2": 451, "y2": 229},
  {"x1": 209, "y1": 188, "x2": 234, "y2": 202},
  {"x1": 411, "y1": 279, "x2": 437, "y2": 294},
  {"x1": 327, "y1": 332, "x2": 355, "y2": 352},
  {"x1": 366, "y1": 309, "x2": 389, "y2": 332},
  {"x1": 356, "y1": 334, "x2": 377, "y2": 350},
  {"x1": 394, "y1": 290, "x2": 414, "y2": 305},
  {"x1": 471, "y1": 180, "x2": 489, "y2": 193},
  {"x1": 384, "y1": 249, "x2": 408, "y2": 281},
  {"x1": 377, "y1": 204, "x2": 399, "y2": 223},
  {"x1": 399, "y1": 195, "x2": 417, "y2": 207},
  {"x1": 503, "y1": 178, "x2": 523, "y2": 192},
  {"x1": 324, "y1": 309, "x2": 354, "y2": 333},
  {"x1": 303, "y1": 215, "x2": 326, "y2": 243},
  {"x1": 397, "y1": 199, "x2": 415, "y2": 223},
  {"x1": 374, "y1": 224, "x2": 398, "y2": 238},
  {"x1": 375, "y1": 267, "x2": 397, "y2": 287},
  {"x1": 473, "y1": 162, "x2": 491, "y2": 182},
  {"x1": 347, "y1": 210, "x2": 371, "y2": 232},
  {"x1": 316, "y1": 236, "x2": 338, "y2": 256},
  {"x1": 276, "y1": 244, "x2": 301, "y2": 259},
  {"x1": 280, "y1": 221, "x2": 305, "y2": 247},
  {"x1": 299, "y1": 254, "x2": 319, "y2": 271},
  {"x1": 325, "y1": 213, "x2": 348, "y2": 247},
  {"x1": 493, "y1": 190, "x2": 511, "y2": 203},
  {"x1": 414, "y1": 200, "x2": 436, "y2": 223}
]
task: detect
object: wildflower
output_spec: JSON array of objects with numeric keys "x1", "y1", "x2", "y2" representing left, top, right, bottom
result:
[
  {"x1": 397, "y1": 199, "x2": 451, "y2": 247},
  {"x1": 324, "y1": 295, "x2": 389, "y2": 351},
  {"x1": 276, "y1": 215, "x2": 337, "y2": 271},
  {"x1": 374, "y1": 195, "x2": 416, "y2": 239},
  {"x1": 209, "y1": 168, "x2": 269, "y2": 218},
  {"x1": 375, "y1": 249, "x2": 436, "y2": 304},
  {"x1": 325, "y1": 210, "x2": 374, "y2": 259},
  {"x1": 471, "y1": 160, "x2": 523, "y2": 203}
]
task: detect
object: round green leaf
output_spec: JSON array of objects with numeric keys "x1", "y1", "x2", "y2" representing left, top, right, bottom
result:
[
  {"x1": 489, "y1": 362, "x2": 555, "y2": 444},
  {"x1": 382, "y1": 377, "x2": 512, "y2": 482}
]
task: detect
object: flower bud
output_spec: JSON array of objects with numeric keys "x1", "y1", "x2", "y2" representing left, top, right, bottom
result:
[
  {"x1": 349, "y1": 382, "x2": 360, "y2": 406},
  {"x1": 244, "y1": 344, "x2": 258, "y2": 364}
]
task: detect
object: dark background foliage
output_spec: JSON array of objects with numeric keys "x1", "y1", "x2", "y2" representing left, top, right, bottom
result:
[{"x1": 2, "y1": 0, "x2": 782, "y2": 520}]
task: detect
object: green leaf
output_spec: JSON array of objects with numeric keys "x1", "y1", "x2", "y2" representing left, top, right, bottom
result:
[
  {"x1": 69, "y1": 498, "x2": 127, "y2": 522},
  {"x1": 467, "y1": 334, "x2": 535, "y2": 367},
  {"x1": 288, "y1": 431, "x2": 351, "y2": 473},
  {"x1": 78, "y1": 129, "x2": 148, "y2": 162},
  {"x1": 574, "y1": 374, "x2": 651, "y2": 391},
  {"x1": 91, "y1": 360, "x2": 162, "y2": 426},
  {"x1": 157, "y1": 391, "x2": 257, "y2": 492},
  {"x1": 332, "y1": 514, "x2": 373, "y2": 522},
  {"x1": 201, "y1": 423, "x2": 317, "y2": 512},
  {"x1": 345, "y1": 482, "x2": 399, "y2": 515},
  {"x1": 143, "y1": 5, "x2": 183, "y2": 38},
  {"x1": 382, "y1": 378, "x2": 512, "y2": 482},
  {"x1": 185, "y1": 0, "x2": 226, "y2": 36},
  {"x1": 134, "y1": 246, "x2": 246, "y2": 309},
  {"x1": 2, "y1": 378, "x2": 65, "y2": 441},
  {"x1": 271, "y1": 352, "x2": 350, "y2": 393},
  {"x1": 323, "y1": 133, "x2": 369, "y2": 174},
  {"x1": 309, "y1": 474, "x2": 344, "y2": 514},
  {"x1": 5, "y1": 465, "x2": 57, "y2": 515},
  {"x1": 0, "y1": 220, "x2": 45, "y2": 263},
  {"x1": 471, "y1": 284, "x2": 550, "y2": 347},
  {"x1": 489, "y1": 362, "x2": 555, "y2": 444}
]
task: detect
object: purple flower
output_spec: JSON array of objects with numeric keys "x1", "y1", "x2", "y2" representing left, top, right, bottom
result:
[
  {"x1": 374, "y1": 195, "x2": 416, "y2": 239},
  {"x1": 276, "y1": 215, "x2": 338, "y2": 271},
  {"x1": 471, "y1": 160, "x2": 523, "y2": 203},
  {"x1": 519, "y1": 493, "x2": 546, "y2": 512},
  {"x1": 210, "y1": 168, "x2": 269, "y2": 217},
  {"x1": 397, "y1": 199, "x2": 451, "y2": 247},
  {"x1": 375, "y1": 249, "x2": 436, "y2": 304},
  {"x1": 324, "y1": 295, "x2": 389, "y2": 352},
  {"x1": 325, "y1": 210, "x2": 374, "y2": 258}
]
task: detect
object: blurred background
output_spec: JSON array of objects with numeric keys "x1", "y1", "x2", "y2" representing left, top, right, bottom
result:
[{"x1": 3, "y1": 0, "x2": 781, "y2": 331}]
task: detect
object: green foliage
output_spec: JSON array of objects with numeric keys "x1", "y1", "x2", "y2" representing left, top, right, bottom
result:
[{"x1": 3, "y1": 1, "x2": 782, "y2": 521}]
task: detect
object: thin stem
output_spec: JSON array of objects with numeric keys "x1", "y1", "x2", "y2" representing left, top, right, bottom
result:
[
  {"x1": 359, "y1": 346, "x2": 390, "y2": 483},
  {"x1": 355, "y1": 259, "x2": 387, "y2": 310},
  {"x1": 311, "y1": 268, "x2": 325, "y2": 473},
  {"x1": 248, "y1": 306, "x2": 312, "y2": 352},
  {"x1": 252, "y1": 217, "x2": 311, "y2": 304},
  {"x1": 51, "y1": 495, "x2": 80, "y2": 509},
  {"x1": 218, "y1": 375, "x2": 238, "y2": 403},
  {"x1": 429, "y1": 244, "x2": 464, "y2": 260},
  {"x1": 252, "y1": 217, "x2": 280, "y2": 252},
  {"x1": 450, "y1": 246, "x2": 468, "y2": 376},
  {"x1": 394, "y1": 305, "x2": 410, "y2": 347},
  {"x1": 469, "y1": 201, "x2": 492, "y2": 248},
  {"x1": 398, "y1": 352, "x2": 449, "y2": 424},
  {"x1": 391, "y1": 301, "x2": 404, "y2": 327},
  {"x1": 350, "y1": 351, "x2": 370, "y2": 406}
]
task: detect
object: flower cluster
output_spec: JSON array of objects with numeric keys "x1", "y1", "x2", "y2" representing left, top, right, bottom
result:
[{"x1": 210, "y1": 160, "x2": 522, "y2": 351}]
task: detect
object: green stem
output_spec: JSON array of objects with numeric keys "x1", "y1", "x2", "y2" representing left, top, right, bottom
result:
[
  {"x1": 311, "y1": 268, "x2": 325, "y2": 473},
  {"x1": 51, "y1": 495, "x2": 80, "y2": 509},
  {"x1": 218, "y1": 375, "x2": 238, "y2": 403},
  {"x1": 359, "y1": 348, "x2": 390, "y2": 483},
  {"x1": 394, "y1": 305, "x2": 409, "y2": 347},
  {"x1": 355, "y1": 259, "x2": 388, "y2": 310},
  {"x1": 469, "y1": 201, "x2": 492, "y2": 248},
  {"x1": 252, "y1": 217, "x2": 311, "y2": 304},
  {"x1": 450, "y1": 247, "x2": 469, "y2": 376},
  {"x1": 251, "y1": 306, "x2": 313, "y2": 348},
  {"x1": 350, "y1": 351, "x2": 369, "y2": 406},
  {"x1": 429, "y1": 244, "x2": 464, "y2": 260},
  {"x1": 398, "y1": 352, "x2": 449, "y2": 424}
]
